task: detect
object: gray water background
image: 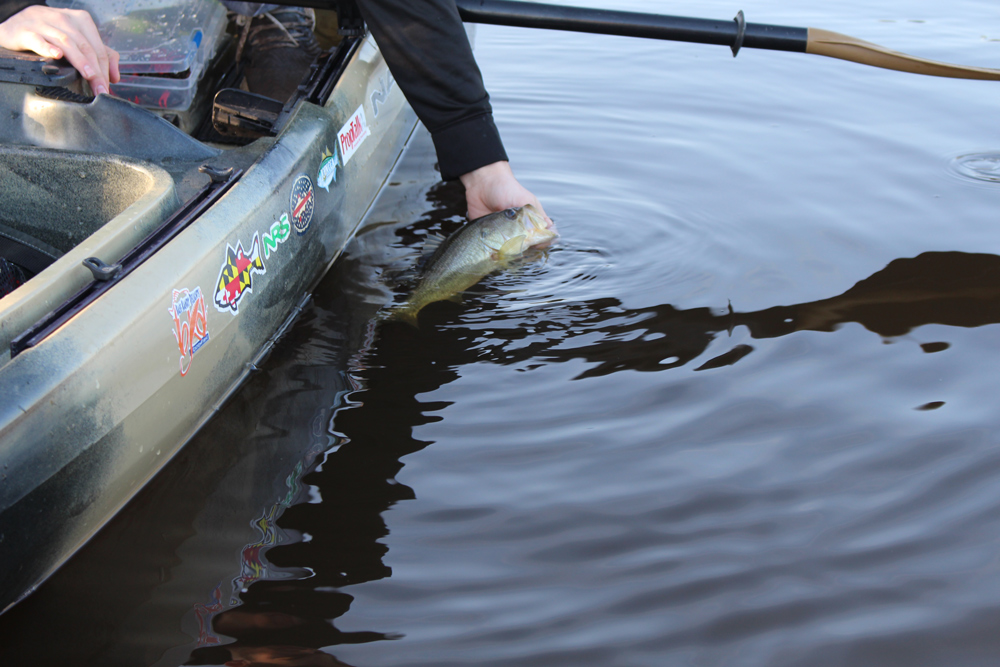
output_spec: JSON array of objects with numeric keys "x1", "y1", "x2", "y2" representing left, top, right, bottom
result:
[{"x1": 4, "y1": 0, "x2": 1000, "y2": 664}]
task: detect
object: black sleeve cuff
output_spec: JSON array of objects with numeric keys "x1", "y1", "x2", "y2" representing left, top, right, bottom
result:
[
  {"x1": 430, "y1": 112, "x2": 509, "y2": 181},
  {"x1": 0, "y1": 0, "x2": 46, "y2": 24}
]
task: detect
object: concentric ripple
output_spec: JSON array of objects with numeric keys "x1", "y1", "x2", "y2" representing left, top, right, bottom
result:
[{"x1": 949, "y1": 152, "x2": 1000, "y2": 183}]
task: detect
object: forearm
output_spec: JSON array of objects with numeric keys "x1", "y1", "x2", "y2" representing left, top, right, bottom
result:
[{"x1": 354, "y1": 0, "x2": 508, "y2": 179}]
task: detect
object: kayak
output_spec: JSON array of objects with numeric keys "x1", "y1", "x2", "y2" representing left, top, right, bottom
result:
[{"x1": 0, "y1": 18, "x2": 416, "y2": 614}]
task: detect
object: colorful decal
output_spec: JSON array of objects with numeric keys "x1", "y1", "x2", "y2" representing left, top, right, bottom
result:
[
  {"x1": 169, "y1": 286, "x2": 209, "y2": 377},
  {"x1": 317, "y1": 145, "x2": 339, "y2": 192},
  {"x1": 370, "y1": 69, "x2": 395, "y2": 119},
  {"x1": 337, "y1": 105, "x2": 370, "y2": 165},
  {"x1": 289, "y1": 174, "x2": 315, "y2": 235},
  {"x1": 262, "y1": 213, "x2": 291, "y2": 259},
  {"x1": 214, "y1": 233, "x2": 266, "y2": 315}
]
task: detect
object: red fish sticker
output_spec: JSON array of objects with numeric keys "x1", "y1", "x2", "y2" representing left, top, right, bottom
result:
[
  {"x1": 290, "y1": 174, "x2": 315, "y2": 235},
  {"x1": 214, "y1": 233, "x2": 266, "y2": 314}
]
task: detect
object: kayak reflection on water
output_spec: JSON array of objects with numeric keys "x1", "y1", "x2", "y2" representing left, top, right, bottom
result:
[
  {"x1": 2, "y1": 243, "x2": 997, "y2": 666},
  {"x1": 186, "y1": 249, "x2": 1000, "y2": 663}
]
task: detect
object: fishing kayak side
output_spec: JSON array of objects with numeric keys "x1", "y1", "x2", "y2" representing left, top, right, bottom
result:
[{"x1": 0, "y1": 33, "x2": 417, "y2": 614}]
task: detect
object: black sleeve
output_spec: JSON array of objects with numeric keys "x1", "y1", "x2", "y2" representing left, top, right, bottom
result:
[
  {"x1": 0, "y1": 0, "x2": 45, "y2": 24},
  {"x1": 354, "y1": 0, "x2": 509, "y2": 180}
]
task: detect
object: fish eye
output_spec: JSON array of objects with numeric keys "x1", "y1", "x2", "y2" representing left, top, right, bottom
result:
[{"x1": 504, "y1": 208, "x2": 518, "y2": 219}]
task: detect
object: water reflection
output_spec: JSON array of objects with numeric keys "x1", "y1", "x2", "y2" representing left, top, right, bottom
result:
[
  {"x1": 184, "y1": 330, "x2": 459, "y2": 664},
  {"x1": 185, "y1": 239, "x2": 1000, "y2": 664},
  {"x1": 439, "y1": 250, "x2": 1000, "y2": 378}
]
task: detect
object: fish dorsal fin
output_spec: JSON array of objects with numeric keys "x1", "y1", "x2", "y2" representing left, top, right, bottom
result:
[{"x1": 498, "y1": 235, "x2": 526, "y2": 257}]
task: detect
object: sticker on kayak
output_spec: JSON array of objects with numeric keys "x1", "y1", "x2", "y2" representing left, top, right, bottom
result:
[
  {"x1": 317, "y1": 145, "x2": 339, "y2": 192},
  {"x1": 214, "y1": 233, "x2": 266, "y2": 315},
  {"x1": 290, "y1": 175, "x2": 315, "y2": 235},
  {"x1": 262, "y1": 213, "x2": 291, "y2": 259},
  {"x1": 169, "y1": 285, "x2": 209, "y2": 377},
  {"x1": 338, "y1": 105, "x2": 370, "y2": 165}
]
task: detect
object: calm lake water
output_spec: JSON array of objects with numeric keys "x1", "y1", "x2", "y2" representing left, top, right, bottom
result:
[{"x1": 4, "y1": 0, "x2": 1000, "y2": 664}]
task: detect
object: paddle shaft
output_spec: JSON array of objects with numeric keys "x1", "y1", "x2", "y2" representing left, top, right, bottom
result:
[
  {"x1": 454, "y1": 0, "x2": 805, "y2": 55},
  {"x1": 259, "y1": 0, "x2": 1000, "y2": 80},
  {"x1": 263, "y1": 0, "x2": 803, "y2": 54}
]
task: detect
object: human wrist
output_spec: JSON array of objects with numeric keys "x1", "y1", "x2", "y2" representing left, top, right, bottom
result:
[{"x1": 459, "y1": 160, "x2": 511, "y2": 190}]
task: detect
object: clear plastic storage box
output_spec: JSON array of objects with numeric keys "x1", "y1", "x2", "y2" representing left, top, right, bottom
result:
[{"x1": 46, "y1": 0, "x2": 227, "y2": 111}]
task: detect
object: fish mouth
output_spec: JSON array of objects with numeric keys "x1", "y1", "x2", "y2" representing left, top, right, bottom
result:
[{"x1": 522, "y1": 204, "x2": 558, "y2": 236}]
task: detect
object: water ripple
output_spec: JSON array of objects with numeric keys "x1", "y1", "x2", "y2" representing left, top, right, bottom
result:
[{"x1": 949, "y1": 152, "x2": 1000, "y2": 183}]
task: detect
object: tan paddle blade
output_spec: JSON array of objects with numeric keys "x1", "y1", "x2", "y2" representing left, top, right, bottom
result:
[{"x1": 806, "y1": 28, "x2": 1000, "y2": 80}]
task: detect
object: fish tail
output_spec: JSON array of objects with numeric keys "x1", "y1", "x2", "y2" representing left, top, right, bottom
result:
[
  {"x1": 381, "y1": 304, "x2": 421, "y2": 328},
  {"x1": 396, "y1": 307, "x2": 421, "y2": 328}
]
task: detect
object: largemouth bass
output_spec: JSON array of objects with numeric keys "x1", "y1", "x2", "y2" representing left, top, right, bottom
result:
[{"x1": 391, "y1": 205, "x2": 557, "y2": 325}]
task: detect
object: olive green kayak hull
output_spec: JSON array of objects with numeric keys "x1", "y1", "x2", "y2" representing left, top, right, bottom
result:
[{"x1": 0, "y1": 34, "x2": 416, "y2": 614}]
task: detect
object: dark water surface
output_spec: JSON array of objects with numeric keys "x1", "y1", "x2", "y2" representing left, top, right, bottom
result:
[{"x1": 5, "y1": 0, "x2": 1000, "y2": 664}]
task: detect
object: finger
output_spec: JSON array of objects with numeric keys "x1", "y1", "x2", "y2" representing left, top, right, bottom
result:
[
  {"x1": 65, "y1": 9, "x2": 112, "y2": 87},
  {"x1": 93, "y1": 44, "x2": 111, "y2": 89},
  {"x1": 0, "y1": 7, "x2": 112, "y2": 92},
  {"x1": 9, "y1": 31, "x2": 63, "y2": 60},
  {"x1": 526, "y1": 194, "x2": 551, "y2": 223},
  {"x1": 44, "y1": 28, "x2": 107, "y2": 93},
  {"x1": 31, "y1": 11, "x2": 109, "y2": 92},
  {"x1": 509, "y1": 185, "x2": 550, "y2": 223},
  {"x1": 106, "y1": 46, "x2": 120, "y2": 84}
]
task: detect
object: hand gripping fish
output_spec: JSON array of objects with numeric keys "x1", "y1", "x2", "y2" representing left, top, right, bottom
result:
[{"x1": 390, "y1": 205, "x2": 557, "y2": 326}]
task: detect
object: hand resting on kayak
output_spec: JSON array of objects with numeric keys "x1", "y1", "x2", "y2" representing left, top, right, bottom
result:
[
  {"x1": 0, "y1": 5, "x2": 119, "y2": 95},
  {"x1": 460, "y1": 160, "x2": 551, "y2": 223}
]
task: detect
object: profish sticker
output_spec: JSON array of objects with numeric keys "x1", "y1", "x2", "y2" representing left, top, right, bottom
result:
[
  {"x1": 290, "y1": 175, "x2": 315, "y2": 235},
  {"x1": 317, "y1": 146, "x2": 339, "y2": 192},
  {"x1": 169, "y1": 285, "x2": 209, "y2": 376},
  {"x1": 337, "y1": 105, "x2": 370, "y2": 165},
  {"x1": 262, "y1": 213, "x2": 291, "y2": 259},
  {"x1": 214, "y1": 233, "x2": 266, "y2": 314}
]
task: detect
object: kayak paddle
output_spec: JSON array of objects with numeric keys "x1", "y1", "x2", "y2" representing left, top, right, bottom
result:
[
  {"x1": 257, "y1": 0, "x2": 1000, "y2": 81},
  {"x1": 452, "y1": 0, "x2": 1000, "y2": 81}
]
